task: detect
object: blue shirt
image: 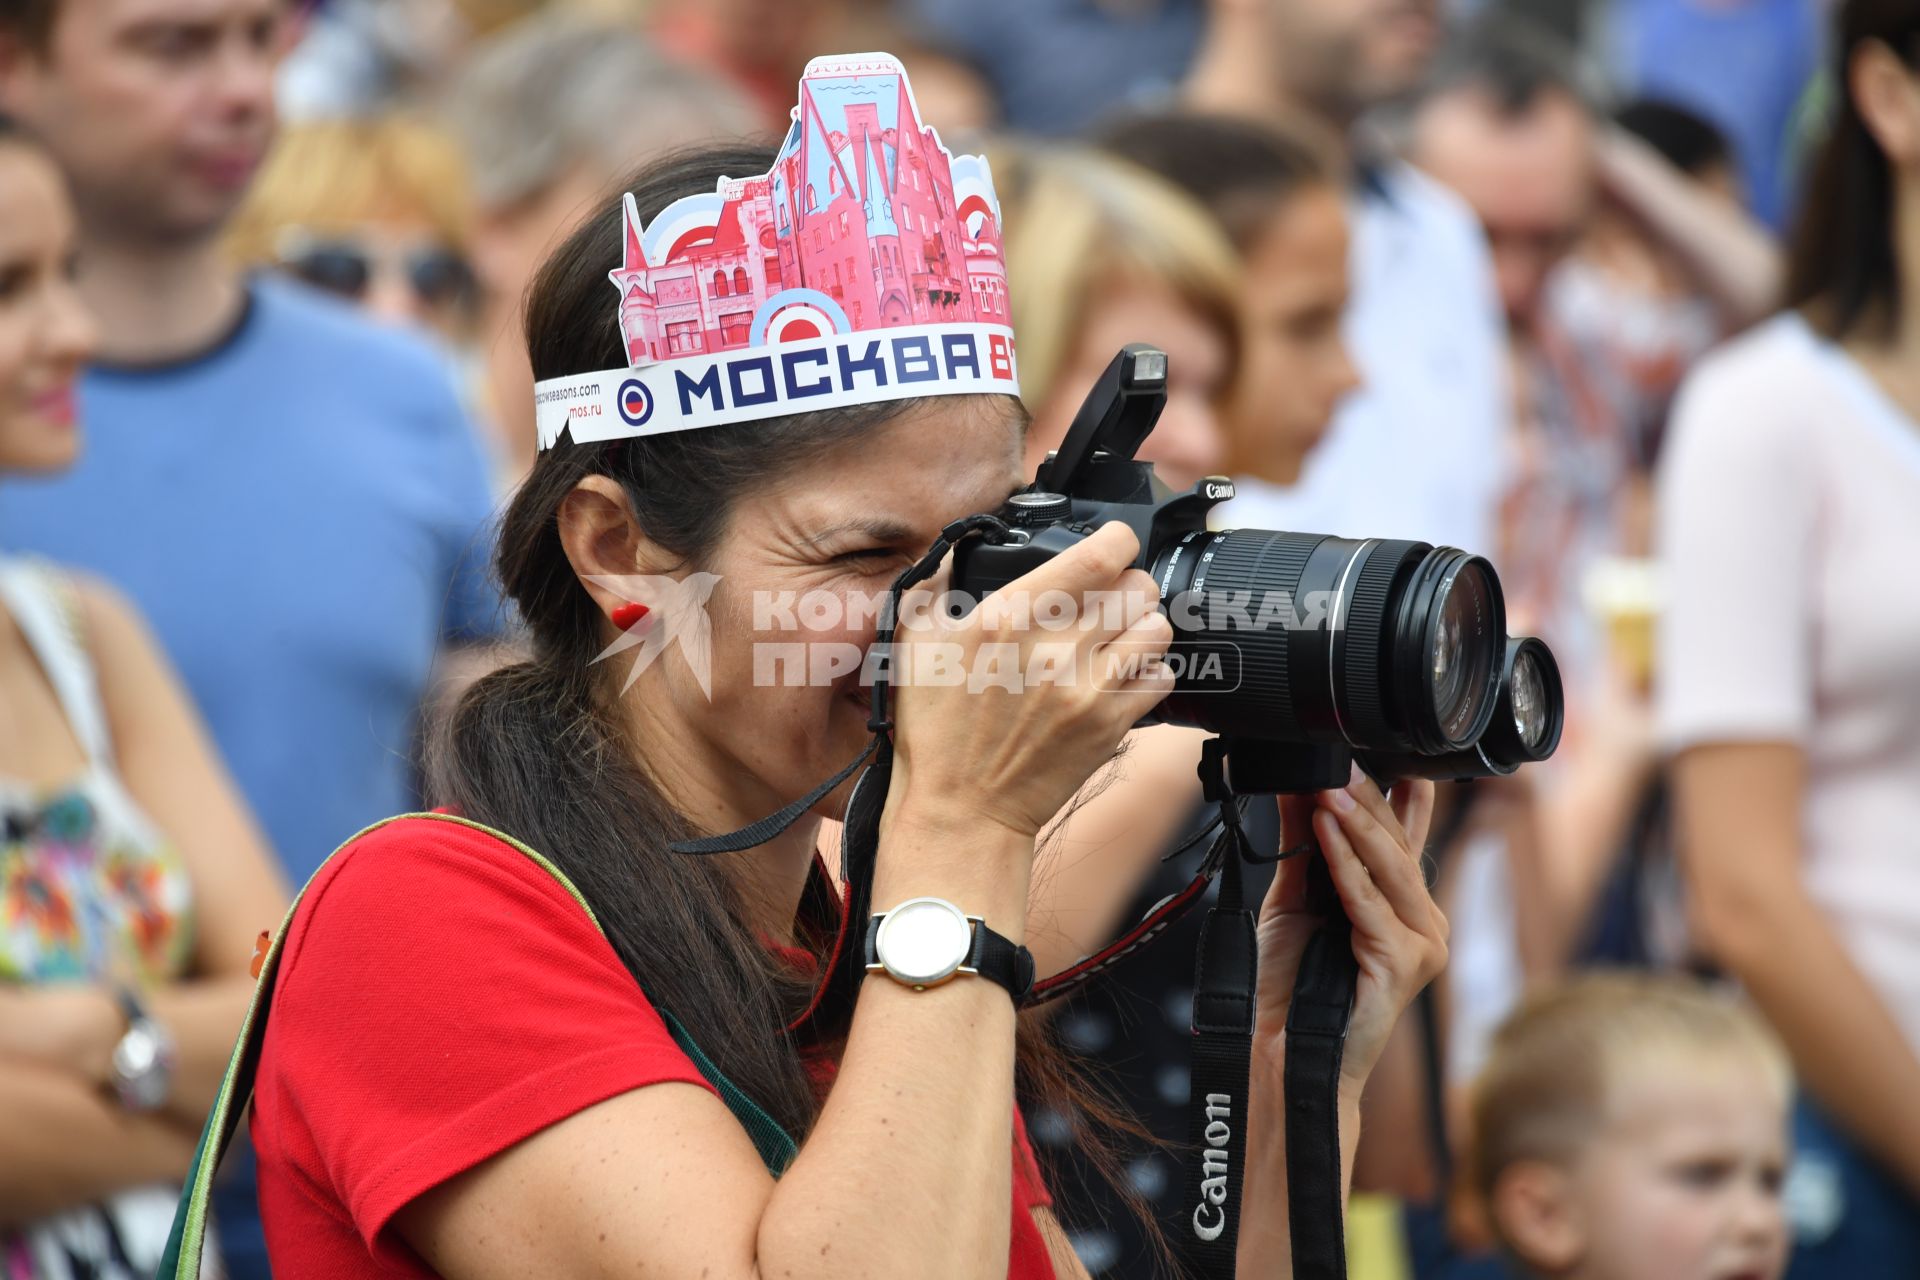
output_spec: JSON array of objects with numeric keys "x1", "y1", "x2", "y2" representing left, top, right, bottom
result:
[
  {"x1": 906, "y1": 0, "x2": 1203, "y2": 135},
  {"x1": 0, "y1": 276, "x2": 501, "y2": 884},
  {"x1": 1602, "y1": 0, "x2": 1823, "y2": 231}
]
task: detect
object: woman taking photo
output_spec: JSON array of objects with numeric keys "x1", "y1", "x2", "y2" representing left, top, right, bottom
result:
[
  {"x1": 0, "y1": 115, "x2": 288, "y2": 1278},
  {"x1": 235, "y1": 59, "x2": 1449, "y2": 1279},
  {"x1": 1660, "y1": 0, "x2": 1920, "y2": 1272}
]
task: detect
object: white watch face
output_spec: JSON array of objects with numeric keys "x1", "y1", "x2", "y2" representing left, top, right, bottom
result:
[
  {"x1": 876, "y1": 898, "x2": 973, "y2": 986},
  {"x1": 112, "y1": 1021, "x2": 175, "y2": 1112},
  {"x1": 114, "y1": 1026, "x2": 161, "y2": 1076}
]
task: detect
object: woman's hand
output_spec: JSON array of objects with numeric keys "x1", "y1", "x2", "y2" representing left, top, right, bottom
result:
[
  {"x1": 1253, "y1": 770, "x2": 1448, "y2": 1095},
  {"x1": 0, "y1": 984, "x2": 119, "y2": 1084},
  {"x1": 1234, "y1": 771, "x2": 1448, "y2": 1275},
  {"x1": 883, "y1": 521, "x2": 1175, "y2": 843}
]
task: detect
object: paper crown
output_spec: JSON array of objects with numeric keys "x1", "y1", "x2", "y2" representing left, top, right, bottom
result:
[{"x1": 533, "y1": 52, "x2": 1018, "y2": 451}]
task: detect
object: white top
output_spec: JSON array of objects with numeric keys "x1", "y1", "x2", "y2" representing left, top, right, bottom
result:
[
  {"x1": 1218, "y1": 161, "x2": 1512, "y2": 560},
  {"x1": 1657, "y1": 312, "x2": 1920, "y2": 1056}
]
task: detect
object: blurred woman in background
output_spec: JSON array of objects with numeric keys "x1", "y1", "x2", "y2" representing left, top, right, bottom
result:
[
  {"x1": 0, "y1": 115, "x2": 287, "y2": 1280},
  {"x1": 990, "y1": 139, "x2": 1241, "y2": 495},
  {"x1": 1659, "y1": 0, "x2": 1920, "y2": 1272},
  {"x1": 227, "y1": 116, "x2": 480, "y2": 344},
  {"x1": 1098, "y1": 110, "x2": 1358, "y2": 491},
  {"x1": 999, "y1": 115, "x2": 1376, "y2": 1277}
]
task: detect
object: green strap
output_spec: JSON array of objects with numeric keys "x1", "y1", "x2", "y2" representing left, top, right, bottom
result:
[{"x1": 157, "y1": 812, "x2": 797, "y2": 1278}]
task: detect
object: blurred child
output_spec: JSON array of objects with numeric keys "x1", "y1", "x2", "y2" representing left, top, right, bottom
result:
[{"x1": 1468, "y1": 973, "x2": 1792, "y2": 1280}]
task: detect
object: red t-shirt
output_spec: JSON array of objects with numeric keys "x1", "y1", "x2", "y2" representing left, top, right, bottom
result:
[{"x1": 252, "y1": 816, "x2": 1056, "y2": 1277}]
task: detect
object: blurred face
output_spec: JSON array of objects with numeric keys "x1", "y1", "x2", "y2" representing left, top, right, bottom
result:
[
  {"x1": 1266, "y1": 0, "x2": 1441, "y2": 123},
  {"x1": 0, "y1": 144, "x2": 97, "y2": 473},
  {"x1": 1414, "y1": 87, "x2": 1596, "y2": 329},
  {"x1": 1558, "y1": 1063, "x2": 1790, "y2": 1280},
  {"x1": 275, "y1": 220, "x2": 478, "y2": 343},
  {"x1": 1233, "y1": 185, "x2": 1359, "y2": 485},
  {"x1": 669, "y1": 0, "x2": 827, "y2": 71},
  {"x1": 1028, "y1": 281, "x2": 1231, "y2": 493},
  {"x1": 471, "y1": 165, "x2": 612, "y2": 473},
  {"x1": 626, "y1": 398, "x2": 1026, "y2": 823},
  {"x1": 0, "y1": 0, "x2": 287, "y2": 244}
]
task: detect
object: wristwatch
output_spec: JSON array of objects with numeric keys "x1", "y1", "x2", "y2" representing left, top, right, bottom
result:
[
  {"x1": 109, "y1": 986, "x2": 176, "y2": 1113},
  {"x1": 864, "y1": 897, "x2": 1035, "y2": 1000}
]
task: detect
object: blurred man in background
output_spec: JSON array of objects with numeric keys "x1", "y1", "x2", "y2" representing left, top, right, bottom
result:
[
  {"x1": 1407, "y1": 22, "x2": 1599, "y2": 336},
  {"x1": 1186, "y1": 0, "x2": 1513, "y2": 561},
  {"x1": 1406, "y1": 20, "x2": 1778, "y2": 676},
  {"x1": 0, "y1": 4, "x2": 501, "y2": 1268},
  {"x1": 443, "y1": 12, "x2": 761, "y2": 479}
]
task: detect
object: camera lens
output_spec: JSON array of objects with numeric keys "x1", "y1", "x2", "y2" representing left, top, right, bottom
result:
[
  {"x1": 1511, "y1": 647, "x2": 1548, "y2": 748},
  {"x1": 1428, "y1": 560, "x2": 1497, "y2": 744},
  {"x1": 1356, "y1": 635, "x2": 1564, "y2": 782},
  {"x1": 1148, "y1": 531, "x2": 1505, "y2": 754},
  {"x1": 1484, "y1": 637, "x2": 1562, "y2": 766}
]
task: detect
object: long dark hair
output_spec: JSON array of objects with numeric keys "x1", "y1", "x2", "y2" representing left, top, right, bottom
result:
[
  {"x1": 1785, "y1": 0, "x2": 1920, "y2": 340},
  {"x1": 430, "y1": 144, "x2": 926, "y2": 1137},
  {"x1": 428, "y1": 147, "x2": 1154, "y2": 1196}
]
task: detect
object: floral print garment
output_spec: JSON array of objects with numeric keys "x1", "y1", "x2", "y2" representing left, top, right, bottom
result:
[
  {"x1": 1, "y1": 558, "x2": 202, "y2": 1280},
  {"x1": 1, "y1": 784, "x2": 194, "y2": 987}
]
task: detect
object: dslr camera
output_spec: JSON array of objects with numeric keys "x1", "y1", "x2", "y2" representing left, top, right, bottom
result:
[{"x1": 951, "y1": 345, "x2": 1563, "y2": 785}]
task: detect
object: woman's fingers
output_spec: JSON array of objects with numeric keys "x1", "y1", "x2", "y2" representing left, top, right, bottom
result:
[
  {"x1": 1386, "y1": 778, "x2": 1447, "y2": 941},
  {"x1": 1343, "y1": 769, "x2": 1415, "y2": 858},
  {"x1": 1316, "y1": 786, "x2": 1439, "y2": 939},
  {"x1": 1277, "y1": 793, "x2": 1319, "y2": 854},
  {"x1": 1311, "y1": 806, "x2": 1400, "y2": 940},
  {"x1": 1100, "y1": 608, "x2": 1176, "y2": 721},
  {"x1": 1388, "y1": 778, "x2": 1436, "y2": 864}
]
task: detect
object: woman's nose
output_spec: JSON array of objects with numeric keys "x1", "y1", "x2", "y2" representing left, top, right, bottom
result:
[
  {"x1": 364, "y1": 272, "x2": 425, "y2": 326},
  {"x1": 42, "y1": 277, "x2": 99, "y2": 369}
]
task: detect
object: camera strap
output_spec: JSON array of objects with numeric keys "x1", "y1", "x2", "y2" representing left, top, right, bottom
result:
[
  {"x1": 1178, "y1": 772, "x2": 1260, "y2": 1279},
  {"x1": 1283, "y1": 857, "x2": 1358, "y2": 1280},
  {"x1": 671, "y1": 522, "x2": 1359, "y2": 1278}
]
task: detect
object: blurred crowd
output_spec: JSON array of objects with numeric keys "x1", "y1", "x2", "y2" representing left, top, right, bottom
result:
[{"x1": 1, "y1": 0, "x2": 1916, "y2": 1278}]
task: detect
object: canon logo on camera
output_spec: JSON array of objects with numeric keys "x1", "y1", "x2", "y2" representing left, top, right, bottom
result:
[{"x1": 1192, "y1": 1093, "x2": 1232, "y2": 1241}]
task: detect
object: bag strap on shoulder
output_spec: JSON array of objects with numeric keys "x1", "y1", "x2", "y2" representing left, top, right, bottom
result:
[{"x1": 157, "y1": 811, "x2": 798, "y2": 1279}]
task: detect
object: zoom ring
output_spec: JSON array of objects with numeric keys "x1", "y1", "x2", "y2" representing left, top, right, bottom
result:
[{"x1": 1339, "y1": 544, "x2": 1413, "y2": 745}]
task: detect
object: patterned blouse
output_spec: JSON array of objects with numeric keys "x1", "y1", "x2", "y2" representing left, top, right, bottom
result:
[{"x1": 0, "y1": 558, "x2": 201, "y2": 1280}]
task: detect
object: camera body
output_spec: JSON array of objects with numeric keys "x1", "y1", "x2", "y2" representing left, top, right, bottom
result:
[{"x1": 952, "y1": 345, "x2": 1563, "y2": 784}]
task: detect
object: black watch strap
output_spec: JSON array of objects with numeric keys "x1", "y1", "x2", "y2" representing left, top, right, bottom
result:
[
  {"x1": 968, "y1": 919, "x2": 1037, "y2": 1002},
  {"x1": 113, "y1": 983, "x2": 148, "y2": 1028},
  {"x1": 863, "y1": 913, "x2": 1036, "y2": 1003}
]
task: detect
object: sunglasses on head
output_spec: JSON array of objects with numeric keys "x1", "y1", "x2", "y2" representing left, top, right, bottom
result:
[{"x1": 275, "y1": 233, "x2": 476, "y2": 309}]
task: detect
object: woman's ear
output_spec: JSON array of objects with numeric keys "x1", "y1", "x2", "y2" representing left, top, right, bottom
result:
[
  {"x1": 557, "y1": 475, "x2": 667, "y2": 621},
  {"x1": 1490, "y1": 1160, "x2": 1586, "y2": 1273},
  {"x1": 1852, "y1": 38, "x2": 1920, "y2": 169}
]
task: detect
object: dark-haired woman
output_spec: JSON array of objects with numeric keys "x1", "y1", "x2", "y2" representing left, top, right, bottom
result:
[
  {"x1": 1659, "y1": 1, "x2": 1920, "y2": 1272},
  {"x1": 243, "y1": 140, "x2": 1449, "y2": 1278}
]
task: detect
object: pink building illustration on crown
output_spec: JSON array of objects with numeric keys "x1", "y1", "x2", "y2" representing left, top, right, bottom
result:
[{"x1": 608, "y1": 53, "x2": 1010, "y2": 364}]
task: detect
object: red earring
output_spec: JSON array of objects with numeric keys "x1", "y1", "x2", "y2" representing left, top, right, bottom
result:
[{"x1": 611, "y1": 602, "x2": 650, "y2": 630}]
